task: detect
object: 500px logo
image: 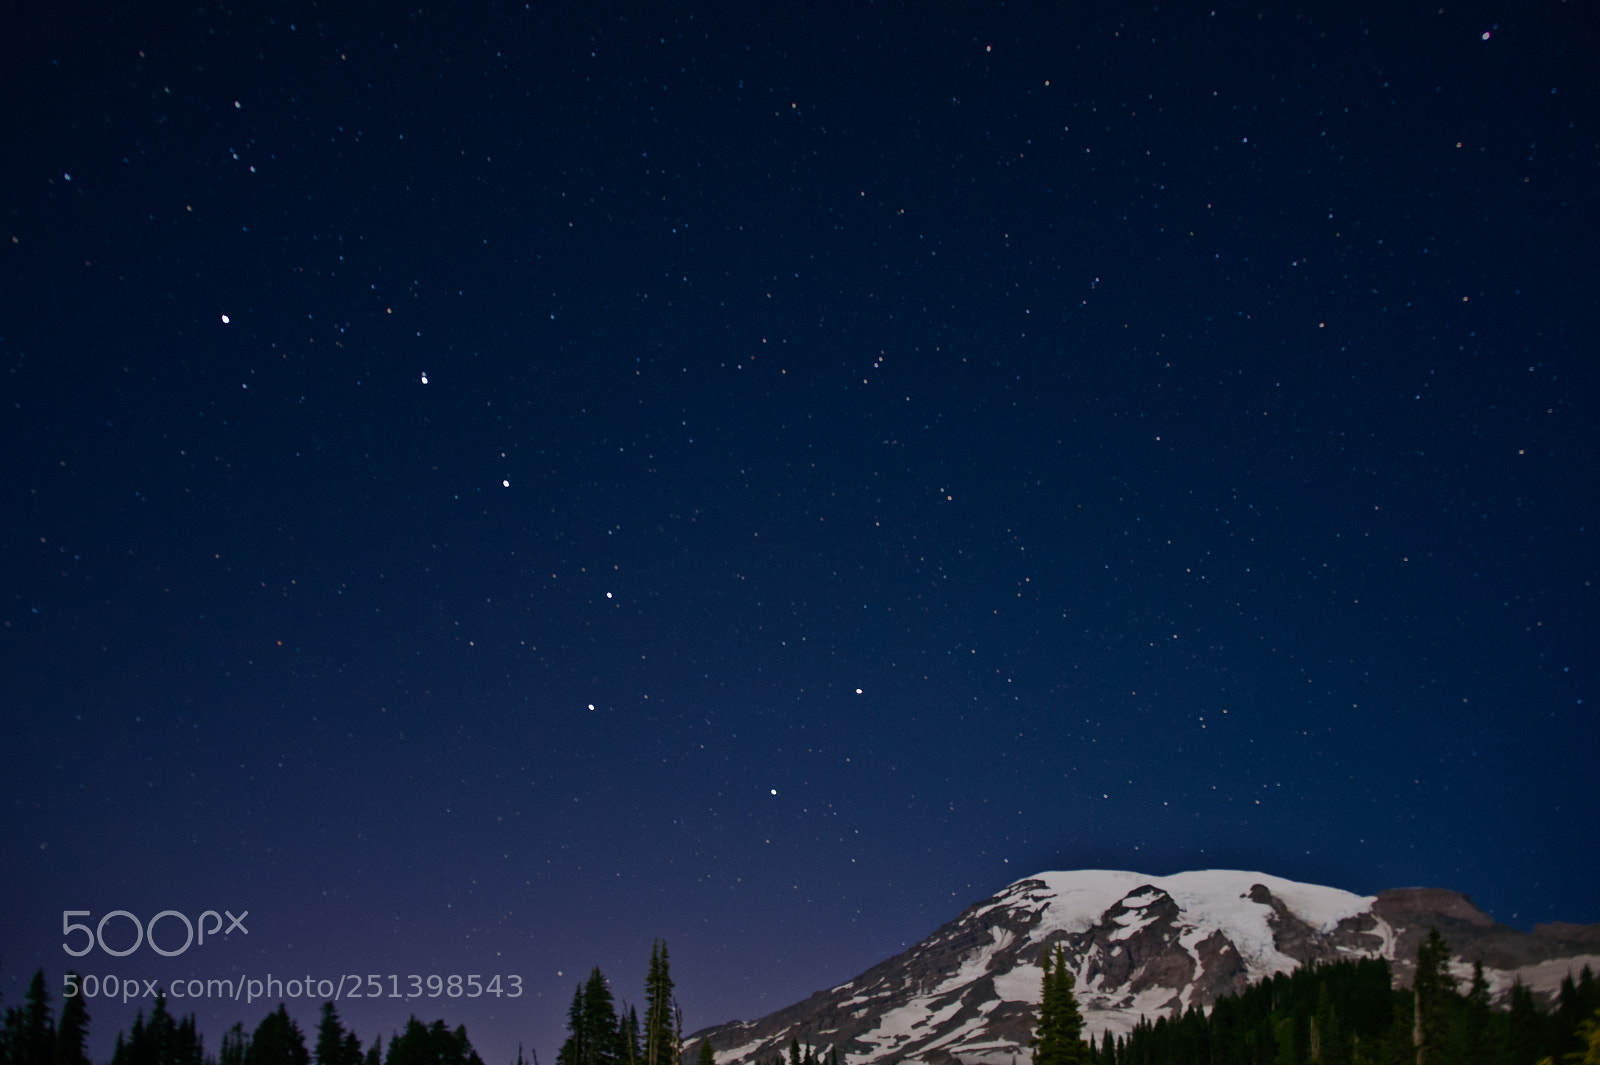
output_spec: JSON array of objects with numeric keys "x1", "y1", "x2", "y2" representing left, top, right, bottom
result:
[{"x1": 62, "y1": 910, "x2": 249, "y2": 958}]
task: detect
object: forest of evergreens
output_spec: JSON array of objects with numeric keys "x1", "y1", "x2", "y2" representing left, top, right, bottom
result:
[
  {"x1": 0, "y1": 943, "x2": 685, "y2": 1065},
  {"x1": 0, "y1": 966, "x2": 487, "y2": 1065},
  {"x1": 6, "y1": 929, "x2": 1599, "y2": 1065},
  {"x1": 1066, "y1": 931, "x2": 1600, "y2": 1065}
]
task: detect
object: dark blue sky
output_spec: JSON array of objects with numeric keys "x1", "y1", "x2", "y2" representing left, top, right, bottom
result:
[{"x1": 3, "y1": 2, "x2": 1595, "y2": 1064}]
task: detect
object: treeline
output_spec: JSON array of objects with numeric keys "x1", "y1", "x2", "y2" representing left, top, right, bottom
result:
[
  {"x1": 1087, "y1": 930, "x2": 1600, "y2": 1065},
  {"x1": 550, "y1": 943, "x2": 840, "y2": 1065},
  {"x1": 748, "y1": 1040, "x2": 838, "y2": 1065},
  {"x1": 0, "y1": 968, "x2": 487, "y2": 1065}
]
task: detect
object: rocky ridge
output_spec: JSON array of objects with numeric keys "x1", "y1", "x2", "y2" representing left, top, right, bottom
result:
[{"x1": 691, "y1": 870, "x2": 1600, "y2": 1065}]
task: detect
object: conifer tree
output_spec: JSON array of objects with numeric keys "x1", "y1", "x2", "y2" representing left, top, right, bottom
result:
[
  {"x1": 179, "y1": 1015, "x2": 206, "y2": 1065},
  {"x1": 1462, "y1": 961, "x2": 1493, "y2": 1064},
  {"x1": 1030, "y1": 945, "x2": 1089, "y2": 1065},
  {"x1": 146, "y1": 993, "x2": 173, "y2": 1065},
  {"x1": 342, "y1": 1031, "x2": 363, "y2": 1065},
  {"x1": 1312, "y1": 982, "x2": 1350, "y2": 1065},
  {"x1": 1554, "y1": 973, "x2": 1600, "y2": 1065},
  {"x1": 126, "y1": 998, "x2": 162, "y2": 1065},
  {"x1": 13, "y1": 970, "x2": 55, "y2": 1065},
  {"x1": 1507, "y1": 981, "x2": 1540, "y2": 1065},
  {"x1": 1379, "y1": 995, "x2": 1413, "y2": 1065},
  {"x1": 221, "y1": 1024, "x2": 250, "y2": 1065},
  {"x1": 597, "y1": 976, "x2": 625, "y2": 1065},
  {"x1": 438, "y1": 1021, "x2": 485, "y2": 1065},
  {"x1": 582, "y1": 969, "x2": 621, "y2": 1065},
  {"x1": 621, "y1": 1008, "x2": 640, "y2": 1065},
  {"x1": 558, "y1": 988, "x2": 587, "y2": 1065},
  {"x1": 644, "y1": 944, "x2": 677, "y2": 1065},
  {"x1": 558, "y1": 971, "x2": 620, "y2": 1065},
  {"x1": 52, "y1": 977, "x2": 89, "y2": 1065},
  {"x1": 384, "y1": 1021, "x2": 425, "y2": 1065},
  {"x1": 315, "y1": 1004, "x2": 350, "y2": 1065},
  {"x1": 1413, "y1": 930, "x2": 1455, "y2": 1065},
  {"x1": 111, "y1": 1011, "x2": 144, "y2": 1065},
  {"x1": 693, "y1": 1041, "x2": 713, "y2": 1065},
  {"x1": 176, "y1": 1015, "x2": 205, "y2": 1065},
  {"x1": 246, "y1": 1005, "x2": 311, "y2": 1065},
  {"x1": 1252, "y1": 1016, "x2": 1278, "y2": 1065},
  {"x1": 386, "y1": 1019, "x2": 425, "y2": 1065}
]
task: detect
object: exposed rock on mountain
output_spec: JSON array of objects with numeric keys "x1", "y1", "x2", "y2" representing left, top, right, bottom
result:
[{"x1": 691, "y1": 870, "x2": 1600, "y2": 1065}]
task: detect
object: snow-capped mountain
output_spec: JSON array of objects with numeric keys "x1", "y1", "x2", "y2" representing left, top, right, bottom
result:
[{"x1": 692, "y1": 870, "x2": 1600, "y2": 1065}]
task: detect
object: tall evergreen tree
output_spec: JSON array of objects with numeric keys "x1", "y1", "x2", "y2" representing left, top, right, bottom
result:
[
  {"x1": 1554, "y1": 972, "x2": 1600, "y2": 1065},
  {"x1": 1030, "y1": 945, "x2": 1089, "y2": 1065},
  {"x1": 386, "y1": 1020, "x2": 429, "y2": 1065},
  {"x1": 110, "y1": 1011, "x2": 144, "y2": 1065},
  {"x1": 147, "y1": 994, "x2": 175, "y2": 1065},
  {"x1": 557, "y1": 971, "x2": 620, "y2": 1065},
  {"x1": 1413, "y1": 930, "x2": 1456, "y2": 1065},
  {"x1": 315, "y1": 1004, "x2": 351, "y2": 1065},
  {"x1": 438, "y1": 1021, "x2": 485, "y2": 1065},
  {"x1": 173, "y1": 1014, "x2": 205, "y2": 1065},
  {"x1": 245, "y1": 1006, "x2": 310, "y2": 1065},
  {"x1": 583, "y1": 970, "x2": 622, "y2": 1065},
  {"x1": 1251, "y1": 1016, "x2": 1277, "y2": 1065},
  {"x1": 220, "y1": 1024, "x2": 250, "y2": 1065},
  {"x1": 1508, "y1": 981, "x2": 1541, "y2": 1065},
  {"x1": 1294, "y1": 995, "x2": 1312, "y2": 1065},
  {"x1": 621, "y1": 1008, "x2": 640, "y2": 1065},
  {"x1": 1312, "y1": 982, "x2": 1350, "y2": 1065},
  {"x1": 52, "y1": 978, "x2": 89, "y2": 1065},
  {"x1": 557, "y1": 988, "x2": 587, "y2": 1065},
  {"x1": 1380, "y1": 993, "x2": 1414, "y2": 1065},
  {"x1": 1462, "y1": 961, "x2": 1493, "y2": 1065},
  {"x1": 643, "y1": 944, "x2": 677, "y2": 1065},
  {"x1": 14, "y1": 970, "x2": 55, "y2": 1065}
]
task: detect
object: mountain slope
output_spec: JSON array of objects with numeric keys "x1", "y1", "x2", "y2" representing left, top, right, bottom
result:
[{"x1": 692, "y1": 870, "x2": 1600, "y2": 1065}]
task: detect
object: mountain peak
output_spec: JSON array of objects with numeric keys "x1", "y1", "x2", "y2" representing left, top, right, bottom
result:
[{"x1": 692, "y1": 870, "x2": 1600, "y2": 1065}]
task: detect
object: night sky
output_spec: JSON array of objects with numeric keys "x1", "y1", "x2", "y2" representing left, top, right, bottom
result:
[{"x1": 3, "y1": 2, "x2": 1596, "y2": 1063}]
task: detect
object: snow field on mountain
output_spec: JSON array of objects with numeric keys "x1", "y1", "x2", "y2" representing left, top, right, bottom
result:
[
  {"x1": 1031, "y1": 869, "x2": 1372, "y2": 970},
  {"x1": 944, "y1": 926, "x2": 1019, "y2": 991}
]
